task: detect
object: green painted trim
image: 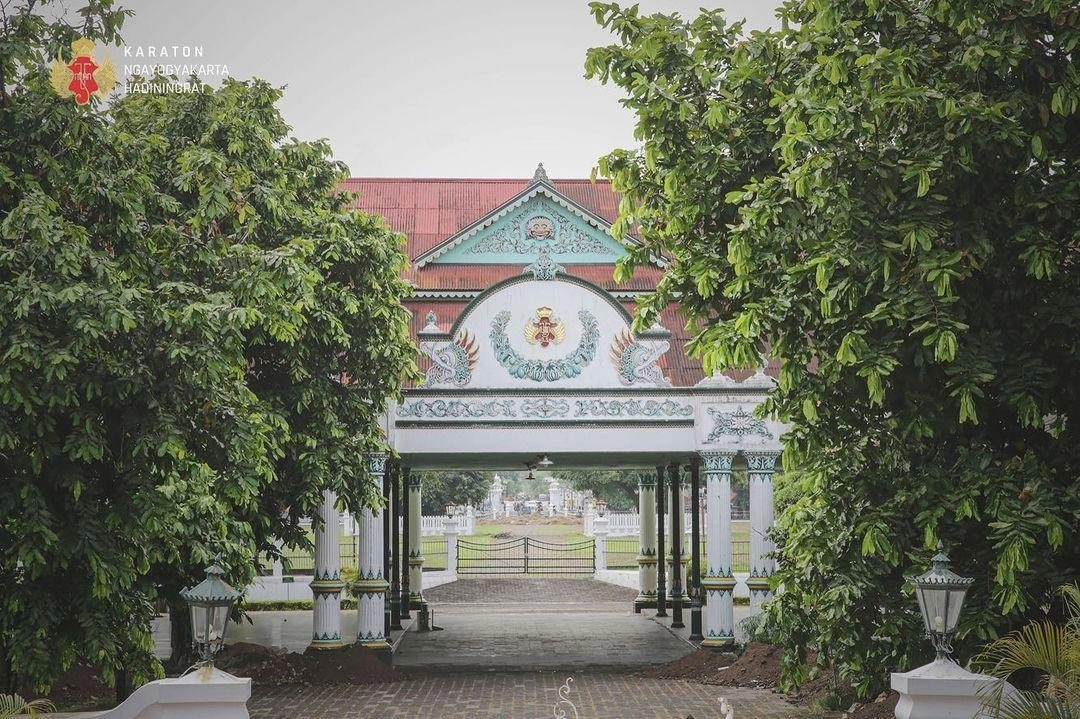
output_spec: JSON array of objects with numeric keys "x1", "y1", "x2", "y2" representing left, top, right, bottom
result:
[{"x1": 413, "y1": 181, "x2": 656, "y2": 268}]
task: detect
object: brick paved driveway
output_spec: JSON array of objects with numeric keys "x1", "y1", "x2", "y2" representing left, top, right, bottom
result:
[{"x1": 250, "y1": 671, "x2": 822, "y2": 719}]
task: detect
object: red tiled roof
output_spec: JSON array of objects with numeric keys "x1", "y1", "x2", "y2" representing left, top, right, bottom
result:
[
  {"x1": 345, "y1": 176, "x2": 780, "y2": 388},
  {"x1": 342, "y1": 178, "x2": 622, "y2": 261}
]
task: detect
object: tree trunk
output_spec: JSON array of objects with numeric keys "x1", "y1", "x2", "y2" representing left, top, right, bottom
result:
[{"x1": 167, "y1": 601, "x2": 194, "y2": 671}]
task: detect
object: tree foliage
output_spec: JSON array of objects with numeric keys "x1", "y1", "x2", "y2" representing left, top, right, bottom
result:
[
  {"x1": 559, "y1": 469, "x2": 643, "y2": 511},
  {"x1": 414, "y1": 471, "x2": 493, "y2": 515},
  {"x1": 588, "y1": 0, "x2": 1080, "y2": 697},
  {"x1": 0, "y1": 0, "x2": 414, "y2": 691}
]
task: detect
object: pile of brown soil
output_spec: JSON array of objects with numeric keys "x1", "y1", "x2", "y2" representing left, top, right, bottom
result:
[
  {"x1": 649, "y1": 643, "x2": 902, "y2": 719},
  {"x1": 646, "y1": 643, "x2": 838, "y2": 704},
  {"x1": 642, "y1": 649, "x2": 737, "y2": 680},
  {"x1": 849, "y1": 691, "x2": 899, "y2": 719},
  {"x1": 215, "y1": 642, "x2": 405, "y2": 685}
]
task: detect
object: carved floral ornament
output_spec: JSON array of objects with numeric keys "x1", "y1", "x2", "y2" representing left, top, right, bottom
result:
[
  {"x1": 491, "y1": 309, "x2": 599, "y2": 382},
  {"x1": 396, "y1": 397, "x2": 695, "y2": 421},
  {"x1": 704, "y1": 405, "x2": 774, "y2": 443}
]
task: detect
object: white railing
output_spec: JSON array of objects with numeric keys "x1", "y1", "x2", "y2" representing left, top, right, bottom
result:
[
  {"x1": 419, "y1": 507, "x2": 476, "y2": 536},
  {"x1": 584, "y1": 511, "x2": 695, "y2": 537}
]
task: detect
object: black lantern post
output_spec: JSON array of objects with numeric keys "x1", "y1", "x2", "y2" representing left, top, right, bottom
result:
[
  {"x1": 907, "y1": 544, "x2": 973, "y2": 661},
  {"x1": 180, "y1": 560, "x2": 242, "y2": 666}
]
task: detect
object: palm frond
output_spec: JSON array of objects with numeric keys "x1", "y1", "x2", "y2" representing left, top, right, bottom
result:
[
  {"x1": 991, "y1": 689, "x2": 1075, "y2": 719},
  {"x1": 0, "y1": 694, "x2": 55, "y2": 718},
  {"x1": 976, "y1": 621, "x2": 1071, "y2": 687}
]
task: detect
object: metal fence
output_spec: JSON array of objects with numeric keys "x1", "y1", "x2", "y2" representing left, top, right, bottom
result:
[
  {"x1": 422, "y1": 535, "x2": 447, "y2": 571},
  {"x1": 457, "y1": 537, "x2": 595, "y2": 575},
  {"x1": 603, "y1": 538, "x2": 751, "y2": 572}
]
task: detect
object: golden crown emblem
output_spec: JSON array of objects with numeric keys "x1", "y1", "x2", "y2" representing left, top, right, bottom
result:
[{"x1": 524, "y1": 306, "x2": 565, "y2": 347}]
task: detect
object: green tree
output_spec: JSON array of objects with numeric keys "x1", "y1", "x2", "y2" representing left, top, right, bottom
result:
[
  {"x1": 415, "y1": 471, "x2": 493, "y2": 515},
  {"x1": 0, "y1": 0, "x2": 414, "y2": 691},
  {"x1": 587, "y1": 0, "x2": 1080, "y2": 698},
  {"x1": 559, "y1": 470, "x2": 642, "y2": 511}
]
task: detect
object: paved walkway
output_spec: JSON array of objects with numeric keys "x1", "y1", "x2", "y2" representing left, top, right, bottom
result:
[{"x1": 250, "y1": 672, "x2": 820, "y2": 719}]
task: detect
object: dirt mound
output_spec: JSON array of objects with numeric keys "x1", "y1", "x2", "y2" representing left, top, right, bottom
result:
[
  {"x1": 848, "y1": 691, "x2": 899, "y2": 719},
  {"x1": 215, "y1": 642, "x2": 404, "y2": 685},
  {"x1": 642, "y1": 649, "x2": 737, "y2": 680}
]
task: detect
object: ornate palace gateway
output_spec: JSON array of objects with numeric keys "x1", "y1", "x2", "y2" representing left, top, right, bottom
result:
[{"x1": 305, "y1": 165, "x2": 786, "y2": 653}]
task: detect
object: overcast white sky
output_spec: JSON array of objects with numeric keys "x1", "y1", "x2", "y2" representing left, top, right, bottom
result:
[{"x1": 111, "y1": 1, "x2": 778, "y2": 178}]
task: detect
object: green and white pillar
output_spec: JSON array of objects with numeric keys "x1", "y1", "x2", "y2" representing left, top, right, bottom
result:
[
  {"x1": 309, "y1": 489, "x2": 345, "y2": 649},
  {"x1": 634, "y1": 472, "x2": 657, "y2": 611},
  {"x1": 356, "y1": 454, "x2": 389, "y2": 650},
  {"x1": 746, "y1": 452, "x2": 779, "y2": 609},
  {"x1": 407, "y1": 471, "x2": 425, "y2": 608},
  {"x1": 701, "y1": 452, "x2": 736, "y2": 648}
]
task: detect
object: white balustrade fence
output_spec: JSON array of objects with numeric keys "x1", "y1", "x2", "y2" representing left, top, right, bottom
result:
[{"x1": 583, "y1": 510, "x2": 694, "y2": 537}]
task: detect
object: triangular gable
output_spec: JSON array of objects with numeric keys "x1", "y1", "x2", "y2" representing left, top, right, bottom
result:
[{"x1": 413, "y1": 179, "x2": 662, "y2": 268}]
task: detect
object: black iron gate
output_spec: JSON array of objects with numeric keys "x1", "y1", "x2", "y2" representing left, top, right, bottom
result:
[{"x1": 457, "y1": 537, "x2": 595, "y2": 575}]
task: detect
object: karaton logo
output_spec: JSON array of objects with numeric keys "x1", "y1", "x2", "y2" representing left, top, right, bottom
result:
[{"x1": 50, "y1": 37, "x2": 116, "y2": 104}]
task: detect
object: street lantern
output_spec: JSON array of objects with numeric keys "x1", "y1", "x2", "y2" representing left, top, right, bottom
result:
[
  {"x1": 907, "y1": 544, "x2": 973, "y2": 660},
  {"x1": 180, "y1": 560, "x2": 241, "y2": 665}
]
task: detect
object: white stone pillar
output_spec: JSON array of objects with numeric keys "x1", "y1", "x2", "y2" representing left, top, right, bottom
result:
[
  {"x1": 635, "y1": 473, "x2": 658, "y2": 611},
  {"x1": 407, "y1": 471, "x2": 424, "y2": 608},
  {"x1": 444, "y1": 516, "x2": 459, "y2": 577},
  {"x1": 892, "y1": 659, "x2": 1010, "y2": 719},
  {"x1": 489, "y1": 475, "x2": 504, "y2": 519},
  {"x1": 309, "y1": 489, "x2": 344, "y2": 649},
  {"x1": 746, "y1": 452, "x2": 779, "y2": 610},
  {"x1": 356, "y1": 454, "x2": 389, "y2": 650},
  {"x1": 593, "y1": 515, "x2": 609, "y2": 571},
  {"x1": 701, "y1": 452, "x2": 736, "y2": 648}
]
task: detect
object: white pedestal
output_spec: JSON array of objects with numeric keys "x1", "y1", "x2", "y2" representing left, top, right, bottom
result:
[{"x1": 891, "y1": 659, "x2": 1008, "y2": 719}]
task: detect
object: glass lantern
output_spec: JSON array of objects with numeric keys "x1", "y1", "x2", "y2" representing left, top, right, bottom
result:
[
  {"x1": 180, "y1": 561, "x2": 242, "y2": 665},
  {"x1": 907, "y1": 544, "x2": 973, "y2": 660}
]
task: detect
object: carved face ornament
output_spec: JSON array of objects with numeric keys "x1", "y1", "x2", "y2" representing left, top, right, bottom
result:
[{"x1": 526, "y1": 216, "x2": 555, "y2": 240}]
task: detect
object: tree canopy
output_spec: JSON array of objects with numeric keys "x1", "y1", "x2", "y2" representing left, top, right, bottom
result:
[
  {"x1": 414, "y1": 471, "x2": 493, "y2": 515},
  {"x1": 588, "y1": 0, "x2": 1079, "y2": 697},
  {"x1": 0, "y1": 0, "x2": 414, "y2": 691}
]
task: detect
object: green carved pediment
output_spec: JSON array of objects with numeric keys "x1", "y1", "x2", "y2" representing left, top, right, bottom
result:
[{"x1": 431, "y1": 195, "x2": 628, "y2": 265}]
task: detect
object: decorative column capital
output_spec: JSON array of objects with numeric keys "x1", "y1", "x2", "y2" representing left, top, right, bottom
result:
[
  {"x1": 699, "y1": 451, "x2": 736, "y2": 472},
  {"x1": 408, "y1": 472, "x2": 423, "y2": 489},
  {"x1": 746, "y1": 452, "x2": 781, "y2": 473},
  {"x1": 638, "y1": 473, "x2": 656, "y2": 489},
  {"x1": 367, "y1": 452, "x2": 389, "y2": 475}
]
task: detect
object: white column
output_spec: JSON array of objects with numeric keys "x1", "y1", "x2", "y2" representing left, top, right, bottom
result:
[
  {"x1": 407, "y1": 472, "x2": 424, "y2": 608},
  {"x1": 635, "y1": 473, "x2": 658, "y2": 611},
  {"x1": 701, "y1": 452, "x2": 735, "y2": 648},
  {"x1": 746, "y1": 452, "x2": 779, "y2": 610},
  {"x1": 356, "y1": 454, "x2": 389, "y2": 650},
  {"x1": 593, "y1": 515, "x2": 609, "y2": 571},
  {"x1": 309, "y1": 489, "x2": 344, "y2": 649},
  {"x1": 443, "y1": 516, "x2": 459, "y2": 578}
]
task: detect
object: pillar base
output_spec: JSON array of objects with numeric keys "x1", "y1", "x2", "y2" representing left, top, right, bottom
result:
[
  {"x1": 891, "y1": 659, "x2": 1008, "y2": 719},
  {"x1": 308, "y1": 637, "x2": 346, "y2": 651},
  {"x1": 701, "y1": 635, "x2": 736, "y2": 649},
  {"x1": 634, "y1": 585, "x2": 657, "y2": 609}
]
